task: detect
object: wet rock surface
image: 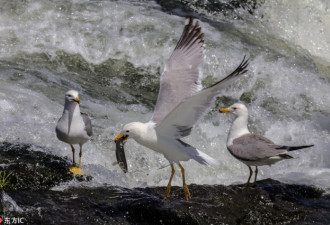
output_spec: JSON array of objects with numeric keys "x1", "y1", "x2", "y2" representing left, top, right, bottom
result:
[
  {"x1": 1, "y1": 142, "x2": 330, "y2": 224},
  {"x1": 0, "y1": 142, "x2": 74, "y2": 190},
  {"x1": 156, "y1": 0, "x2": 264, "y2": 18}
]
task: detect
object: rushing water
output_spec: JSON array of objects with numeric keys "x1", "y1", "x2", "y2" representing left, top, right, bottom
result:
[{"x1": 0, "y1": 0, "x2": 329, "y2": 191}]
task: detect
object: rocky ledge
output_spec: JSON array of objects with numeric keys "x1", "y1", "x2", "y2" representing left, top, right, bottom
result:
[{"x1": 1, "y1": 142, "x2": 330, "y2": 224}]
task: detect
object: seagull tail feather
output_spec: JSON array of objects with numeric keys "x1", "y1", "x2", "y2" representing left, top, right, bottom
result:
[
  {"x1": 192, "y1": 149, "x2": 220, "y2": 167},
  {"x1": 177, "y1": 139, "x2": 219, "y2": 167}
]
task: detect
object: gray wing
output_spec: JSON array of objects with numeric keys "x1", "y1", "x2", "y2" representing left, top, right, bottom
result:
[
  {"x1": 151, "y1": 17, "x2": 204, "y2": 124},
  {"x1": 155, "y1": 57, "x2": 248, "y2": 138},
  {"x1": 228, "y1": 134, "x2": 288, "y2": 161},
  {"x1": 81, "y1": 113, "x2": 92, "y2": 137}
]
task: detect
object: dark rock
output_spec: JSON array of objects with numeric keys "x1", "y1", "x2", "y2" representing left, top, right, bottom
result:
[
  {"x1": 1, "y1": 142, "x2": 330, "y2": 224},
  {"x1": 0, "y1": 142, "x2": 89, "y2": 190},
  {"x1": 2, "y1": 182, "x2": 330, "y2": 225},
  {"x1": 155, "y1": 0, "x2": 265, "y2": 18}
]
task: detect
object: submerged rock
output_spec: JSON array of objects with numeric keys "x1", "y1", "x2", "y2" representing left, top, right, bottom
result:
[
  {"x1": 156, "y1": 0, "x2": 265, "y2": 18},
  {"x1": 1, "y1": 142, "x2": 330, "y2": 224}
]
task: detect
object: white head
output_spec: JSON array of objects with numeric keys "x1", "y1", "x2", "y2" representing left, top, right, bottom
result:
[
  {"x1": 219, "y1": 103, "x2": 250, "y2": 145},
  {"x1": 219, "y1": 103, "x2": 248, "y2": 117},
  {"x1": 114, "y1": 122, "x2": 145, "y2": 143},
  {"x1": 65, "y1": 90, "x2": 80, "y2": 104}
]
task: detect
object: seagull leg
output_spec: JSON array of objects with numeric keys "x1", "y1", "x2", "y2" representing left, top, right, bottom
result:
[
  {"x1": 164, "y1": 164, "x2": 175, "y2": 199},
  {"x1": 253, "y1": 166, "x2": 258, "y2": 186},
  {"x1": 245, "y1": 166, "x2": 253, "y2": 188},
  {"x1": 179, "y1": 163, "x2": 191, "y2": 200},
  {"x1": 78, "y1": 144, "x2": 83, "y2": 168},
  {"x1": 69, "y1": 144, "x2": 84, "y2": 175},
  {"x1": 70, "y1": 144, "x2": 76, "y2": 166}
]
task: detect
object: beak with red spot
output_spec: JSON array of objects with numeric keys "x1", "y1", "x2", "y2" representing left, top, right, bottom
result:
[{"x1": 219, "y1": 107, "x2": 231, "y2": 113}]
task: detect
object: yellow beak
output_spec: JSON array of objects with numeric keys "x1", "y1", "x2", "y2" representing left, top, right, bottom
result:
[
  {"x1": 114, "y1": 133, "x2": 124, "y2": 143},
  {"x1": 74, "y1": 97, "x2": 80, "y2": 104},
  {"x1": 219, "y1": 108, "x2": 230, "y2": 113}
]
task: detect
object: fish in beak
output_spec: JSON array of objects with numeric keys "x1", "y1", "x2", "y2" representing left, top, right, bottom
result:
[{"x1": 114, "y1": 134, "x2": 128, "y2": 173}]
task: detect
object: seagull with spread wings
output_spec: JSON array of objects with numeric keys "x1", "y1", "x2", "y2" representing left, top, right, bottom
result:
[{"x1": 114, "y1": 17, "x2": 248, "y2": 200}]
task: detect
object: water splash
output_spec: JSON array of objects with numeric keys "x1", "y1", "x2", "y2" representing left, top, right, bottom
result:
[
  {"x1": 0, "y1": 0, "x2": 329, "y2": 191},
  {"x1": 2, "y1": 191, "x2": 23, "y2": 213}
]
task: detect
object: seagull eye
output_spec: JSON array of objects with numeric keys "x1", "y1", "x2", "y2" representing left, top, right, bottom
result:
[{"x1": 126, "y1": 130, "x2": 130, "y2": 133}]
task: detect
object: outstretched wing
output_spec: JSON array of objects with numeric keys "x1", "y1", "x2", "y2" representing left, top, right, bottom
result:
[
  {"x1": 155, "y1": 57, "x2": 249, "y2": 138},
  {"x1": 151, "y1": 17, "x2": 204, "y2": 124}
]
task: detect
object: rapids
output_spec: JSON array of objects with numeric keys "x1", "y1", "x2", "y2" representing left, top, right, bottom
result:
[{"x1": 0, "y1": 0, "x2": 329, "y2": 192}]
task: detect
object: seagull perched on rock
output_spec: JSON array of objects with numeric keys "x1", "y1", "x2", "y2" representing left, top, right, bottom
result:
[
  {"x1": 56, "y1": 90, "x2": 92, "y2": 175},
  {"x1": 114, "y1": 17, "x2": 248, "y2": 200},
  {"x1": 219, "y1": 103, "x2": 314, "y2": 187}
]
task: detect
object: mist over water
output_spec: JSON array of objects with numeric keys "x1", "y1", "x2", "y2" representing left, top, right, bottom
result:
[{"x1": 0, "y1": 0, "x2": 329, "y2": 191}]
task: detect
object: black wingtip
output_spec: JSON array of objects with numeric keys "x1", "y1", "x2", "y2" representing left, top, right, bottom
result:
[
  {"x1": 175, "y1": 16, "x2": 204, "y2": 51},
  {"x1": 276, "y1": 144, "x2": 314, "y2": 151},
  {"x1": 185, "y1": 16, "x2": 194, "y2": 25},
  {"x1": 223, "y1": 55, "x2": 250, "y2": 80},
  {"x1": 188, "y1": 16, "x2": 193, "y2": 25},
  {"x1": 204, "y1": 55, "x2": 249, "y2": 89}
]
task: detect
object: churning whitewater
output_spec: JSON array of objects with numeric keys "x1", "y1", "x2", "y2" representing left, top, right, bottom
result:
[{"x1": 0, "y1": 0, "x2": 329, "y2": 192}]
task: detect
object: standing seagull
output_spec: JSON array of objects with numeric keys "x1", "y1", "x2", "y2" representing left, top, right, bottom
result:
[
  {"x1": 114, "y1": 17, "x2": 248, "y2": 200},
  {"x1": 56, "y1": 90, "x2": 92, "y2": 175},
  {"x1": 219, "y1": 103, "x2": 314, "y2": 187}
]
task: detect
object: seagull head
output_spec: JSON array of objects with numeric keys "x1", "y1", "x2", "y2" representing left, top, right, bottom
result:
[
  {"x1": 114, "y1": 122, "x2": 144, "y2": 143},
  {"x1": 219, "y1": 103, "x2": 248, "y2": 117},
  {"x1": 65, "y1": 90, "x2": 80, "y2": 104}
]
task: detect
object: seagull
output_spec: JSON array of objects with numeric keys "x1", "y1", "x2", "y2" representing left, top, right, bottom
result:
[
  {"x1": 219, "y1": 103, "x2": 314, "y2": 187},
  {"x1": 56, "y1": 90, "x2": 92, "y2": 175},
  {"x1": 114, "y1": 17, "x2": 249, "y2": 200}
]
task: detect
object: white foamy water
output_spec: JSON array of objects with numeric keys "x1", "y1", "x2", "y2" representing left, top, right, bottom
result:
[
  {"x1": 257, "y1": 0, "x2": 330, "y2": 62},
  {"x1": 0, "y1": 0, "x2": 329, "y2": 191},
  {"x1": 2, "y1": 191, "x2": 23, "y2": 213}
]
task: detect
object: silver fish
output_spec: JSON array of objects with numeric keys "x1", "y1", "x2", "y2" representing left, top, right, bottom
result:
[{"x1": 115, "y1": 136, "x2": 128, "y2": 173}]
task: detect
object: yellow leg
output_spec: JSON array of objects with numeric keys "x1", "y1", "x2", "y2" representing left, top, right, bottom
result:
[
  {"x1": 69, "y1": 144, "x2": 84, "y2": 175},
  {"x1": 179, "y1": 163, "x2": 191, "y2": 200},
  {"x1": 245, "y1": 166, "x2": 253, "y2": 188},
  {"x1": 164, "y1": 164, "x2": 175, "y2": 199}
]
